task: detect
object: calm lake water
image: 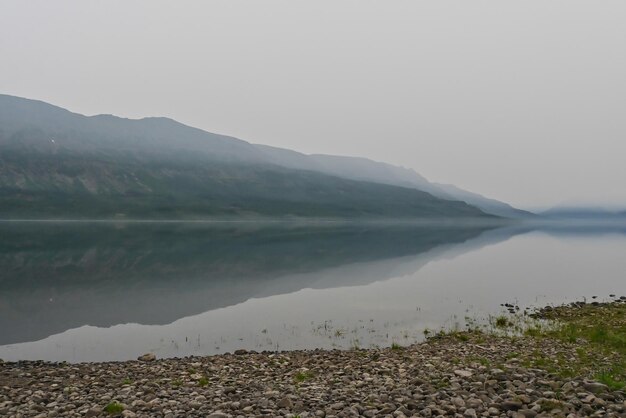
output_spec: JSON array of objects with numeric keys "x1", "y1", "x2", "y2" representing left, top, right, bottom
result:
[{"x1": 1, "y1": 220, "x2": 625, "y2": 363}]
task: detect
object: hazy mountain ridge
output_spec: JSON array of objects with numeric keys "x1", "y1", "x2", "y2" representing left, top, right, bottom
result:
[
  {"x1": 253, "y1": 143, "x2": 532, "y2": 218},
  {"x1": 0, "y1": 95, "x2": 264, "y2": 162},
  {"x1": 0, "y1": 94, "x2": 512, "y2": 219},
  {"x1": 254, "y1": 144, "x2": 433, "y2": 190},
  {"x1": 541, "y1": 206, "x2": 626, "y2": 219},
  {"x1": 431, "y1": 183, "x2": 533, "y2": 219},
  {"x1": 0, "y1": 148, "x2": 492, "y2": 219}
]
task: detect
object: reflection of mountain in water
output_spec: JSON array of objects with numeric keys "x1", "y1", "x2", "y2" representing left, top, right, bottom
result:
[{"x1": 0, "y1": 222, "x2": 500, "y2": 345}]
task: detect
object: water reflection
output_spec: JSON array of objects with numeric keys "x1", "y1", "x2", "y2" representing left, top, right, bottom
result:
[
  {"x1": 0, "y1": 222, "x2": 494, "y2": 346},
  {"x1": 1, "y1": 221, "x2": 625, "y2": 362}
]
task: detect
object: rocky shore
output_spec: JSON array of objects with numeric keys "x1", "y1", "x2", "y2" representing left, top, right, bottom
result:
[{"x1": 2, "y1": 302, "x2": 625, "y2": 418}]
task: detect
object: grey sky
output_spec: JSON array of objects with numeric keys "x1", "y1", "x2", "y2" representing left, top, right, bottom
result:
[{"x1": 1, "y1": 1, "x2": 625, "y2": 210}]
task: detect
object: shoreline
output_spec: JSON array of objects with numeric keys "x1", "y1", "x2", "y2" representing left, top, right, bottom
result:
[{"x1": 2, "y1": 301, "x2": 626, "y2": 417}]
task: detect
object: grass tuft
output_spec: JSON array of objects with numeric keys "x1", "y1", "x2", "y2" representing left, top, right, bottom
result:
[
  {"x1": 596, "y1": 369, "x2": 626, "y2": 391},
  {"x1": 104, "y1": 401, "x2": 124, "y2": 415},
  {"x1": 294, "y1": 371, "x2": 315, "y2": 382},
  {"x1": 494, "y1": 315, "x2": 510, "y2": 328}
]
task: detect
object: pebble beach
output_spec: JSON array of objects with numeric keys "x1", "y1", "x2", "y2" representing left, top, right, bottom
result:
[{"x1": 2, "y1": 301, "x2": 626, "y2": 418}]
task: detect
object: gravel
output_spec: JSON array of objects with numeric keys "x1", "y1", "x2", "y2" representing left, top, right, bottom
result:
[{"x1": 1, "y1": 333, "x2": 625, "y2": 417}]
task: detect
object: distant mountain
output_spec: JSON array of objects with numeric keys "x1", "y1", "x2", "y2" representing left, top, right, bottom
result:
[
  {"x1": 541, "y1": 206, "x2": 626, "y2": 219},
  {"x1": 0, "y1": 94, "x2": 503, "y2": 220},
  {"x1": 254, "y1": 144, "x2": 534, "y2": 218},
  {"x1": 430, "y1": 183, "x2": 534, "y2": 219}
]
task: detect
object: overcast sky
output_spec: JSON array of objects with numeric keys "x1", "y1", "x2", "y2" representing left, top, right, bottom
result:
[{"x1": 1, "y1": 1, "x2": 625, "y2": 210}]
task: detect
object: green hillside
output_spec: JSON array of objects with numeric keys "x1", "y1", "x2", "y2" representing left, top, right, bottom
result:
[{"x1": 0, "y1": 95, "x2": 494, "y2": 220}]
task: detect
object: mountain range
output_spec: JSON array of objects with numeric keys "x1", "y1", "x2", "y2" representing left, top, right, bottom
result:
[
  {"x1": 541, "y1": 206, "x2": 626, "y2": 219},
  {"x1": 0, "y1": 94, "x2": 531, "y2": 220}
]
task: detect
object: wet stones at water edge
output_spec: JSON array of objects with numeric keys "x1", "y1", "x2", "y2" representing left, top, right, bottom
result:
[
  {"x1": 500, "y1": 303, "x2": 521, "y2": 315},
  {"x1": 530, "y1": 296, "x2": 626, "y2": 319}
]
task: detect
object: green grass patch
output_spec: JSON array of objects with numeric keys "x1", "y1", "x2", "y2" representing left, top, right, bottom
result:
[
  {"x1": 104, "y1": 402, "x2": 124, "y2": 415},
  {"x1": 495, "y1": 315, "x2": 510, "y2": 328},
  {"x1": 524, "y1": 326, "x2": 542, "y2": 337},
  {"x1": 596, "y1": 368, "x2": 626, "y2": 391},
  {"x1": 467, "y1": 355, "x2": 491, "y2": 367},
  {"x1": 294, "y1": 371, "x2": 315, "y2": 383},
  {"x1": 538, "y1": 399, "x2": 564, "y2": 413},
  {"x1": 529, "y1": 303, "x2": 626, "y2": 386}
]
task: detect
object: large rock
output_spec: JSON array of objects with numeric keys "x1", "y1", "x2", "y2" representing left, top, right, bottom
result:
[
  {"x1": 85, "y1": 409, "x2": 101, "y2": 418},
  {"x1": 584, "y1": 382, "x2": 608, "y2": 394},
  {"x1": 454, "y1": 369, "x2": 473, "y2": 378},
  {"x1": 516, "y1": 409, "x2": 537, "y2": 418},
  {"x1": 137, "y1": 353, "x2": 156, "y2": 362},
  {"x1": 464, "y1": 408, "x2": 477, "y2": 418},
  {"x1": 501, "y1": 400, "x2": 523, "y2": 411},
  {"x1": 277, "y1": 398, "x2": 293, "y2": 409}
]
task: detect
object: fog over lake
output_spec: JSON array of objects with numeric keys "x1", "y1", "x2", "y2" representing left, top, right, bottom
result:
[{"x1": 1, "y1": 221, "x2": 625, "y2": 363}]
